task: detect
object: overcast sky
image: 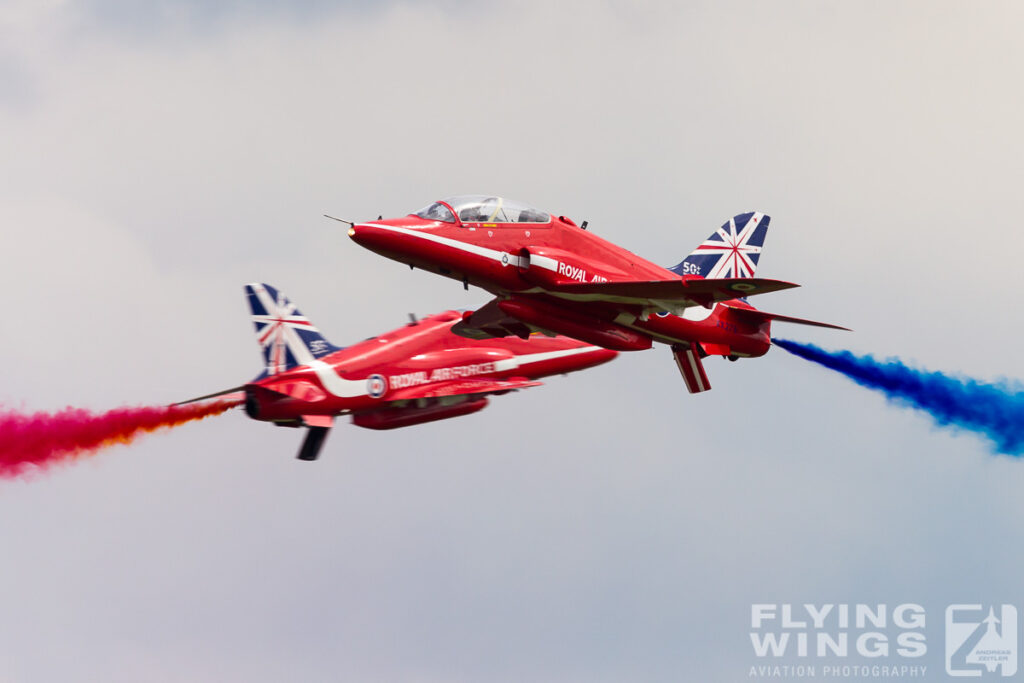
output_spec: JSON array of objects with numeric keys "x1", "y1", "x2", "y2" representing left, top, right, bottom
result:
[{"x1": 3, "y1": 1, "x2": 1024, "y2": 681}]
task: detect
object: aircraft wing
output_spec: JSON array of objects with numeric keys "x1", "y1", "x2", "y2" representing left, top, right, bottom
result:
[
  {"x1": 547, "y1": 277, "x2": 798, "y2": 308},
  {"x1": 385, "y1": 376, "x2": 541, "y2": 401}
]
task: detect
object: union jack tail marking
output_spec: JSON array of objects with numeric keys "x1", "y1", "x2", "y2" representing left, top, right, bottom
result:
[
  {"x1": 245, "y1": 283, "x2": 341, "y2": 378},
  {"x1": 670, "y1": 212, "x2": 770, "y2": 279}
]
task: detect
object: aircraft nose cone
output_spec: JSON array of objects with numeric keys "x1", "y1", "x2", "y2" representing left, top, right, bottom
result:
[
  {"x1": 347, "y1": 222, "x2": 414, "y2": 262},
  {"x1": 347, "y1": 223, "x2": 386, "y2": 248},
  {"x1": 347, "y1": 223, "x2": 367, "y2": 241}
]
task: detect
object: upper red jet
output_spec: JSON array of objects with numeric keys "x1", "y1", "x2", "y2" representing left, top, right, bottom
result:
[{"x1": 347, "y1": 195, "x2": 846, "y2": 393}]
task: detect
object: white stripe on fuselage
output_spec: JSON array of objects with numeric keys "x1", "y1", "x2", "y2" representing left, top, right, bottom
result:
[
  {"x1": 361, "y1": 223, "x2": 535, "y2": 269},
  {"x1": 360, "y1": 223, "x2": 567, "y2": 276},
  {"x1": 305, "y1": 345, "x2": 604, "y2": 399},
  {"x1": 493, "y1": 345, "x2": 605, "y2": 372},
  {"x1": 528, "y1": 253, "x2": 559, "y2": 272},
  {"x1": 308, "y1": 361, "x2": 370, "y2": 398}
]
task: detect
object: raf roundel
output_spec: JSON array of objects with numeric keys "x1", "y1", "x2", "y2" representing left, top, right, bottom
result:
[{"x1": 366, "y1": 374, "x2": 388, "y2": 399}]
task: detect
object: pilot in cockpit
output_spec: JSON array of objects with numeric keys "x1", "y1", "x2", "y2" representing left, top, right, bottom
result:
[
  {"x1": 460, "y1": 197, "x2": 501, "y2": 222},
  {"x1": 459, "y1": 205, "x2": 488, "y2": 222}
]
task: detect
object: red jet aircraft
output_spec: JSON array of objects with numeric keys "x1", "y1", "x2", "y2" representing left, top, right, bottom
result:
[
  {"x1": 346, "y1": 195, "x2": 846, "y2": 393},
  {"x1": 184, "y1": 283, "x2": 616, "y2": 460}
]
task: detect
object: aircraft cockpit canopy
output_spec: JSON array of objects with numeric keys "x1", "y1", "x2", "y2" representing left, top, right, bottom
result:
[{"x1": 414, "y1": 196, "x2": 551, "y2": 224}]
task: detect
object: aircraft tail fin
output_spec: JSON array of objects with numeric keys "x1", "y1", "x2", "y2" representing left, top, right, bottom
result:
[
  {"x1": 245, "y1": 283, "x2": 342, "y2": 377},
  {"x1": 669, "y1": 212, "x2": 769, "y2": 279}
]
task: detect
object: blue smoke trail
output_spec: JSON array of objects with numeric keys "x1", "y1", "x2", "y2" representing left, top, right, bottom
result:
[{"x1": 772, "y1": 338, "x2": 1024, "y2": 456}]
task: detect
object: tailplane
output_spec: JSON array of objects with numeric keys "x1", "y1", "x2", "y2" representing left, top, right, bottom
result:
[
  {"x1": 669, "y1": 212, "x2": 769, "y2": 279},
  {"x1": 723, "y1": 304, "x2": 851, "y2": 331},
  {"x1": 245, "y1": 283, "x2": 342, "y2": 377}
]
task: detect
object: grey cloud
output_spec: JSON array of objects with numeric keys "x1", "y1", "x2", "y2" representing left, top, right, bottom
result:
[
  {"x1": 70, "y1": 0, "x2": 493, "y2": 38},
  {"x1": 2, "y1": 1, "x2": 1024, "y2": 681}
]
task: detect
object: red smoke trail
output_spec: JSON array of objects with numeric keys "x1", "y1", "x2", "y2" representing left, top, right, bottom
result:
[{"x1": 0, "y1": 399, "x2": 240, "y2": 478}]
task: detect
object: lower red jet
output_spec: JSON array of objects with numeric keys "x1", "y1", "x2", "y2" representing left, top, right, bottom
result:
[
  {"x1": 184, "y1": 283, "x2": 616, "y2": 460},
  {"x1": 346, "y1": 196, "x2": 847, "y2": 393}
]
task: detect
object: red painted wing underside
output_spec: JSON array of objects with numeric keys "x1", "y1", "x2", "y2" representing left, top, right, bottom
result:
[{"x1": 548, "y1": 277, "x2": 799, "y2": 305}]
